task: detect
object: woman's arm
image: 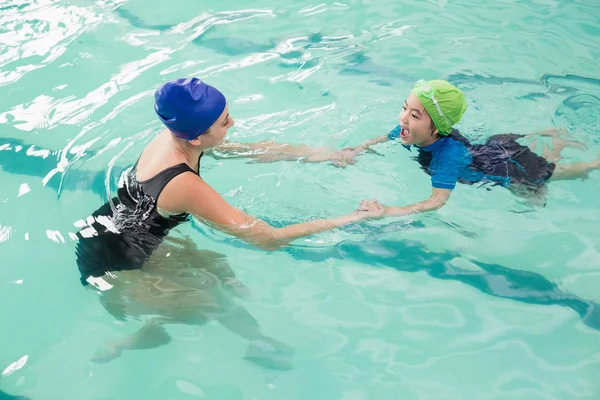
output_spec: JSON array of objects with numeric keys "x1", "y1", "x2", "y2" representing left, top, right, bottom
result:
[
  {"x1": 164, "y1": 173, "x2": 383, "y2": 250},
  {"x1": 207, "y1": 124, "x2": 401, "y2": 166},
  {"x1": 208, "y1": 139, "x2": 357, "y2": 166}
]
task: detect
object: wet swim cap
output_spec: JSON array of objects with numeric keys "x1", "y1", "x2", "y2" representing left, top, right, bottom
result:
[
  {"x1": 411, "y1": 79, "x2": 467, "y2": 135},
  {"x1": 154, "y1": 77, "x2": 226, "y2": 140}
]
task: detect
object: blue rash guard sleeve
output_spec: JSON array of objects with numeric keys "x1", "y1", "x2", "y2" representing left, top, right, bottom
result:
[
  {"x1": 388, "y1": 125, "x2": 402, "y2": 140},
  {"x1": 429, "y1": 142, "x2": 472, "y2": 190}
]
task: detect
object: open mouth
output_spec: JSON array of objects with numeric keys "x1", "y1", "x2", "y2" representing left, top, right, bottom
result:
[{"x1": 400, "y1": 128, "x2": 410, "y2": 138}]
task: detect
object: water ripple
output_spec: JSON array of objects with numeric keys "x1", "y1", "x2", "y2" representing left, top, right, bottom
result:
[
  {"x1": 0, "y1": 0, "x2": 107, "y2": 86},
  {"x1": 1, "y1": 1, "x2": 600, "y2": 399},
  {"x1": 0, "y1": 224, "x2": 12, "y2": 243}
]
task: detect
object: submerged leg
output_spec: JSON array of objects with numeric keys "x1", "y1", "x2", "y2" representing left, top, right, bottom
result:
[
  {"x1": 527, "y1": 138, "x2": 538, "y2": 153},
  {"x1": 217, "y1": 306, "x2": 294, "y2": 370},
  {"x1": 526, "y1": 128, "x2": 588, "y2": 163},
  {"x1": 549, "y1": 156, "x2": 600, "y2": 181},
  {"x1": 166, "y1": 238, "x2": 292, "y2": 369},
  {"x1": 91, "y1": 317, "x2": 172, "y2": 363},
  {"x1": 541, "y1": 137, "x2": 587, "y2": 163},
  {"x1": 164, "y1": 236, "x2": 252, "y2": 299},
  {"x1": 93, "y1": 238, "x2": 289, "y2": 369}
]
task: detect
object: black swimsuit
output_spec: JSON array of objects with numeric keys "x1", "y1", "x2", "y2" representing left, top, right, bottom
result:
[{"x1": 75, "y1": 153, "x2": 203, "y2": 285}]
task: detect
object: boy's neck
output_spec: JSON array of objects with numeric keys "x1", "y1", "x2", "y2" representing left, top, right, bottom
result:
[{"x1": 416, "y1": 135, "x2": 440, "y2": 148}]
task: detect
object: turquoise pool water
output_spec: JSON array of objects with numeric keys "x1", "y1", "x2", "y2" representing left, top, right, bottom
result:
[{"x1": 1, "y1": 0, "x2": 600, "y2": 398}]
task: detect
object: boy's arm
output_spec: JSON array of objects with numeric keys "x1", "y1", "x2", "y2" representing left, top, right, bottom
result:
[
  {"x1": 382, "y1": 188, "x2": 452, "y2": 217},
  {"x1": 359, "y1": 188, "x2": 451, "y2": 219},
  {"x1": 343, "y1": 125, "x2": 400, "y2": 152},
  {"x1": 365, "y1": 142, "x2": 466, "y2": 216}
]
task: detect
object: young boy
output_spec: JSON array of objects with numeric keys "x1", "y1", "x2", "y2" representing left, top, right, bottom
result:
[
  {"x1": 242, "y1": 79, "x2": 598, "y2": 215},
  {"x1": 346, "y1": 79, "x2": 600, "y2": 215}
]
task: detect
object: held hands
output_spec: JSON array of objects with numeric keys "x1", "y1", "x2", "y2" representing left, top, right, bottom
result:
[
  {"x1": 342, "y1": 140, "x2": 384, "y2": 157},
  {"x1": 305, "y1": 148, "x2": 360, "y2": 167},
  {"x1": 351, "y1": 199, "x2": 387, "y2": 220}
]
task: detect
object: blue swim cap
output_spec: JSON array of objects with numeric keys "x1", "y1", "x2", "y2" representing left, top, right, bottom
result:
[{"x1": 154, "y1": 77, "x2": 227, "y2": 140}]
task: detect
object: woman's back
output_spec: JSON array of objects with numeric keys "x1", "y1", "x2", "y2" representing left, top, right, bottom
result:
[{"x1": 75, "y1": 134, "x2": 202, "y2": 286}]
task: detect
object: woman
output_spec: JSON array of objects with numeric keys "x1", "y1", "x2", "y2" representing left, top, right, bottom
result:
[{"x1": 75, "y1": 77, "x2": 384, "y2": 369}]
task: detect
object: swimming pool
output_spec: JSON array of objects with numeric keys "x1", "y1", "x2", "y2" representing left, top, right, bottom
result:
[{"x1": 1, "y1": 0, "x2": 600, "y2": 398}]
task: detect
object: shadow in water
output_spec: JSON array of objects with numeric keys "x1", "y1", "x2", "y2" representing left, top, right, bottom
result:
[
  {"x1": 0, "y1": 137, "x2": 105, "y2": 199},
  {"x1": 192, "y1": 218, "x2": 600, "y2": 332},
  {"x1": 0, "y1": 389, "x2": 31, "y2": 400}
]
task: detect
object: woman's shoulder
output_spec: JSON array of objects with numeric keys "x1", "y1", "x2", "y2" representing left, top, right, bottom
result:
[{"x1": 157, "y1": 168, "x2": 222, "y2": 216}]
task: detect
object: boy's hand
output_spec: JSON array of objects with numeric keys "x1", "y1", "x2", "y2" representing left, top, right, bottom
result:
[
  {"x1": 329, "y1": 149, "x2": 361, "y2": 167},
  {"x1": 342, "y1": 136, "x2": 388, "y2": 156},
  {"x1": 343, "y1": 144, "x2": 384, "y2": 156},
  {"x1": 305, "y1": 148, "x2": 360, "y2": 167},
  {"x1": 354, "y1": 199, "x2": 387, "y2": 219}
]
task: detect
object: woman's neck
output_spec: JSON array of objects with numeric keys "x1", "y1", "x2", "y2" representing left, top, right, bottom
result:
[{"x1": 169, "y1": 133, "x2": 203, "y2": 165}]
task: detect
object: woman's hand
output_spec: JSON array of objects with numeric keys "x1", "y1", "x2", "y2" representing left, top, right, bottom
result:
[
  {"x1": 352, "y1": 199, "x2": 387, "y2": 220},
  {"x1": 342, "y1": 136, "x2": 388, "y2": 156},
  {"x1": 302, "y1": 148, "x2": 359, "y2": 167}
]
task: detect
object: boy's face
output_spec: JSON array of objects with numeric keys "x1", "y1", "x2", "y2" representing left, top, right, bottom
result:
[{"x1": 398, "y1": 93, "x2": 438, "y2": 147}]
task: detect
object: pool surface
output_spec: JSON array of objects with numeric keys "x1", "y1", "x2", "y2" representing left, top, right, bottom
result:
[{"x1": 1, "y1": 0, "x2": 600, "y2": 399}]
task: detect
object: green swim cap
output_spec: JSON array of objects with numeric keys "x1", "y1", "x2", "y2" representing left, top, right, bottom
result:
[{"x1": 411, "y1": 79, "x2": 467, "y2": 135}]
